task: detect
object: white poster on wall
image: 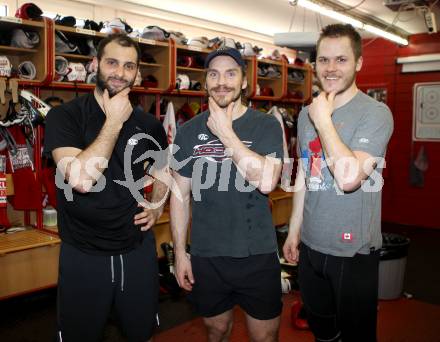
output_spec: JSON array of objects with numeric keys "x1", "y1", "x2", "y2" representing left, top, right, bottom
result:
[{"x1": 413, "y1": 82, "x2": 440, "y2": 141}]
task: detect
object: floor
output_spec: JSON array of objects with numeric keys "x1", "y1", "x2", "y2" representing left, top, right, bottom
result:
[
  {"x1": 155, "y1": 293, "x2": 440, "y2": 342},
  {"x1": 0, "y1": 223, "x2": 439, "y2": 341}
]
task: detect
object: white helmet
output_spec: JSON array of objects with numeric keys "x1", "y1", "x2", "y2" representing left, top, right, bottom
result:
[
  {"x1": 100, "y1": 18, "x2": 126, "y2": 34},
  {"x1": 189, "y1": 36, "x2": 209, "y2": 48},
  {"x1": 66, "y1": 62, "x2": 87, "y2": 82},
  {"x1": 176, "y1": 74, "x2": 190, "y2": 90},
  {"x1": 221, "y1": 37, "x2": 236, "y2": 49},
  {"x1": 54, "y1": 56, "x2": 70, "y2": 81},
  {"x1": 18, "y1": 61, "x2": 37, "y2": 80},
  {"x1": 242, "y1": 43, "x2": 256, "y2": 57}
]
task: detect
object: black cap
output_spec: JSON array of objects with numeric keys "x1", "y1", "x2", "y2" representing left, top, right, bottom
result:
[{"x1": 204, "y1": 47, "x2": 245, "y2": 69}]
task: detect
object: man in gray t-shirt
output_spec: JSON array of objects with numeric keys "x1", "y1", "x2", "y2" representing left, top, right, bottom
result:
[{"x1": 283, "y1": 24, "x2": 393, "y2": 342}]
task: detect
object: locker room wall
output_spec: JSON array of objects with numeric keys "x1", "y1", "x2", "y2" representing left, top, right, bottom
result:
[{"x1": 357, "y1": 32, "x2": 440, "y2": 229}]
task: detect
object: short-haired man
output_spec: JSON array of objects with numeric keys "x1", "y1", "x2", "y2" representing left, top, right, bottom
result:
[
  {"x1": 283, "y1": 24, "x2": 394, "y2": 342},
  {"x1": 44, "y1": 34, "x2": 168, "y2": 342},
  {"x1": 170, "y1": 48, "x2": 284, "y2": 342}
]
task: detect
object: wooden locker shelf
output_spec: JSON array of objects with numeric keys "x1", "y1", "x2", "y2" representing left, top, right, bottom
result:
[
  {"x1": 175, "y1": 44, "x2": 211, "y2": 93},
  {"x1": 51, "y1": 29, "x2": 174, "y2": 93},
  {"x1": 137, "y1": 38, "x2": 168, "y2": 47},
  {"x1": 281, "y1": 98, "x2": 308, "y2": 104},
  {"x1": 49, "y1": 81, "x2": 94, "y2": 89},
  {"x1": 0, "y1": 45, "x2": 38, "y2": 55},
  {"x1": 55, "y1": 25, "x2": 107, "y2": 38},
  {"x1": 287, "y1": 80, "x2": 304, "y2": 85},
  {"x1": 176, "y1": 44, "x2": 211, "y2": 54},
  {"x1": 0, "y1": 17, "x2": 45, "y2": 28},
  {"x1": 136, "y1": 38, "x2": 173, "y2": 92},
  {"x1": 259, "y1": 76, "x2": 282, "y2": 81},
  {"x1": 252, "y1": 58, "x2": 285, "y2": 101},
  {"x1": 139, "y1": 62, "x2": 163, "y2": 68},
  {"x1": 286, "y1": 63, "x2": 313, "y2": 103},
  {"x1": 170, "y1": 89, "x2": 206, "y2": 96},
  {"x1": 0, "y1": 17, "x2": 50, "y2": 85},
  {"x1": 57, "y1": 53, "x2": 92, "y2": 61},
  {"x1": 176, "y1": 66, "x2": 205, "y2": 72}
]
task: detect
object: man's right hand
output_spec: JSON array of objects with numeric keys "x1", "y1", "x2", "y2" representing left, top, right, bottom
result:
[
  {"x1": 283, "y1": 231, "x2": 300, "y2": 264},
  {"x1": 175, "y1": 251, "x2": 195, "y2": 291},
  {"x1": 102, "y1": 88, "x2": 132, "y2": 125}
]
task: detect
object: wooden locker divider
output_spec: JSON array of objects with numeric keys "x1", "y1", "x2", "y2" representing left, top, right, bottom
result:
[
  {"x1": 133, "y1": 38, "x2": 173, "y2": 94},
  {"x1": 172, "y1": 44, "x2": 210, "y2": 97},
  {"x1": 284, "y1": 61, "x2": 313, "y2": 104},
  {"x1": 245, "y1": 56, "x2": 257, "y2": 98},
  {"x1": 250, "y1": 57, "x2": 286, "y2": 101}
]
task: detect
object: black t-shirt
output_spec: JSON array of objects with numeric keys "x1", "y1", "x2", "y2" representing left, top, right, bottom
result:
[
  {"x1": 44, "y1": 93, "x2": 168, "y2": 255},
  {"x1": 172, "y1": 108, "x2": 284, "y2": 257}
]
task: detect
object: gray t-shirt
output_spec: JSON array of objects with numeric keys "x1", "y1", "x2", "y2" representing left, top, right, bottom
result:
[
  {"x1": 297, "y1": 91, "x2": 394, "y2": 257},
  {"x1": 172, "y1": 108, "x2": 284, "y2": 257}
]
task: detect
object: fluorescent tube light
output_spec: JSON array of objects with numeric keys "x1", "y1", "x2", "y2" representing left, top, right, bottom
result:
[
  {"x1": 297, "y1": 0, "x2": 363, "y2": 28},
  {"x1": 292, "y1": 0, "x2": 409, "y2": 45},
  {"x1": 363, "y1": 24, "x2": 409, "y2": 45}
]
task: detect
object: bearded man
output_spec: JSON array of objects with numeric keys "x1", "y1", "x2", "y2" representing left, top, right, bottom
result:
[{"x1": 44, "y1": 33, "x2": 168, "y2": 342}]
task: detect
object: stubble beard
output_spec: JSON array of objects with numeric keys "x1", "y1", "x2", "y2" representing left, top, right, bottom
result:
[{"x1": 96, "y1": 67, "x2": 135, "y2": 98}]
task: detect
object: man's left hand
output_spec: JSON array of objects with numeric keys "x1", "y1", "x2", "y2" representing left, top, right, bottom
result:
[
  {"x1": 134, "y1": 203, "x2": 162, "y2": 231},
  {"x1": 207, "y1": 98, "x2": 234, "y2": 143}
]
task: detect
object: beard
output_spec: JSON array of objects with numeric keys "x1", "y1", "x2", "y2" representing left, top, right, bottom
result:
[
  {"x1": 96, "y1": 67, "x2": 135, "y2": 98},
  {"x1": 316, "y1": 69, "x2": 356, "y2": 96},
  {"x1": 208, "y1": 85, "x2": 242, "y2": 108}
]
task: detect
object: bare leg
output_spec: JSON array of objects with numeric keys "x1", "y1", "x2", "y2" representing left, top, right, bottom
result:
[
  {"x1": 203, "y1": 310, "x2": 234, "y2": 342},
  {"x1": 246, "y1": 314, "x2": 280, "y2": 342}
]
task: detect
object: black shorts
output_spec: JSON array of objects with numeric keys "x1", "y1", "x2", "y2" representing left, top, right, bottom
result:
[
  {"x1": 189, "y1": 252, "x2": 282, "y2": 320},
  {"x1": 57, "y1": 231, "x2": 159, "y2": 342}
]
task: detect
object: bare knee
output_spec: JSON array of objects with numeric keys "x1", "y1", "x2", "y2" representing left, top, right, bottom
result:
[
  {"x1": 204, "y1": 317, "x2": 233, "y2": 342},
  {"x1": 249, "y1": 329, "x2": 278, "y2": 342},
  {"x1": 247, "y1": 315, "x2": 280, "y2": 342}
]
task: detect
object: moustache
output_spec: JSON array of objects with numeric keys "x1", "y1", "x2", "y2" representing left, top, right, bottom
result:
[
  {"x1": 108, "y1": 76, "x2": 128, "y2": 83},
  {"x1": 211, "y1": 86, "x2": 234, "y2": 92}
]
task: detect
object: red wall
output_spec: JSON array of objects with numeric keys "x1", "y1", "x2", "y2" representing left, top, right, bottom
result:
[{"x1": 357, "y1": 33, "x2": 440, "y2": 229}]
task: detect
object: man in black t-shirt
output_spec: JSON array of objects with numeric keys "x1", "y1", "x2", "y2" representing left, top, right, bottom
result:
[
  {"x1": 170, "y1": 48, "x2": 284, "y2": 342},
  {"x1": 44, "y1": 34, "x2": 168, "y2": 342}
]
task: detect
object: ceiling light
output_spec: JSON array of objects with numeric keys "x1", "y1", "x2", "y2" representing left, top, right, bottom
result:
[
  {"x1": 297, "y1": 0, "x2": 363, "y2": 28},
  {"x1": 290, "y1": 0, "x2": 409, "y2": 45},
  {"x1": 363, "y1": 24, "x2": 409, "y2": 45}
]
